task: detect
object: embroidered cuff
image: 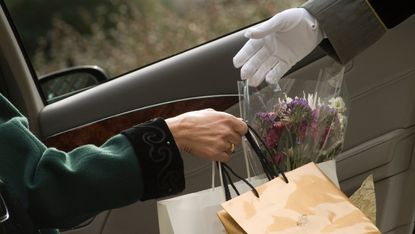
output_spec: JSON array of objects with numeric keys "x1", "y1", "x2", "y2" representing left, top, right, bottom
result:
[{"x1": 121, "y1": 118, "x2": 185, "y2": 200}]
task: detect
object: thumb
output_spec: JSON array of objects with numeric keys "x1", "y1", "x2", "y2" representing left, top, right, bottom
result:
[{"x1": 244, "y1": 14, "x2": 284, "y2": 39}]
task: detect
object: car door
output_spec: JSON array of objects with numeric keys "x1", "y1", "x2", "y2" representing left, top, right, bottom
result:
[
  {"x1": 0, "y1": 1, "x2": 292, "y2": 233},
  {"x1": 1, "y1": 1, "x2": 415, "y2": 234}
]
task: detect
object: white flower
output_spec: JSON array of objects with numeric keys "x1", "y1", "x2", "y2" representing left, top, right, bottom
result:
[
  {"x1": 279, "y1": 93, "x2": 292, "y2": 103},
  {"x1": 305, "y1": 93, "x2": 322, "y2": 110},
  {"x1": 306, "y1": 93, "x2": 316, "y2": 109},
  {"x1": 338, "y1": 114, "x2": 347, "y2": 131},
  {"x1": 328, "y1": 97, "x2": 346, "y2": 113},
  {"x1": 285, "y1": 95, "x2": 292, "y2": 103}
]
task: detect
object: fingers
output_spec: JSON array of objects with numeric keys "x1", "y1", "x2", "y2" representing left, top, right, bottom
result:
[
  {"x1": 200, "y1": 139, "x2": 237, "y2": 162},
  {"x1": 248, "y1": 55, "x2": 279, "y2": 87},
  {"x1": 227, "y1": 114, "x2": 248, "y2": 136},
  {"x1": 227, "y1": 128, "x2": 243, "y2": 146},
  {"x1": 240, "y1": 44, "x2": 270, "y2": 82},
  {"x1": 233, "y1": 39, "x2": 264, "y2": 68},
  {"x1": 217, "y1": 142, "x2": 236, "y2": 162},
  {"x1": 212, "y1": 116, "x2": 246, "y2": 162},
  {"x1": 195, "y1": 109, "x2": 247, "y2": 135},
  {"x1": 216, "y1": 143, "x2": 236, "y2": 162},
  {"x1": 228, "y1": 143, "x2": 236, "y2": 154},
  {"x1": 240, "y1": 39, "x2": 287, "y2": 87},
  {"x1": 265, "y1": 60, "x2": 291, "y2": 84},
  {"x1": 216, "y1": 151, "x2": 232, "y2": 162},
  {"x1": 234, "y1": 14, "x2": 290, "y2": 86},
  {"x1": 172, "y1": 110, "x2": 247, "y2": 162}
]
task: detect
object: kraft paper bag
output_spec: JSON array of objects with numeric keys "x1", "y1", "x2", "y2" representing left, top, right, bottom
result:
[
  {"x1": 217, "y1": 209, "x2": 245, "y2": 234},
  {"x1": 217, "y1": 160, "x2": 339, "y2": 234},
  {"x1": 220, "y1": 162, "x2": 380, "y2": 234}
]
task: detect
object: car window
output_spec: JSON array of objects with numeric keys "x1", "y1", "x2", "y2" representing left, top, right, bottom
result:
[{"x1": 3, "y1": 0, "x2": 305, "y2": 102}]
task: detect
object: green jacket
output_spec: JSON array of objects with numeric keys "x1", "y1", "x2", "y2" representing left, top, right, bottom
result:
[{"x1": 0, "y1": 94, "x2": 184, "y2": 233}]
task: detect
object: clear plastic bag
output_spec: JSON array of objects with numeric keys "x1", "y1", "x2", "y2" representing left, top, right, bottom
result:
[{"x1": 239, "y1": 61, "x2": 349, "y2": 172}]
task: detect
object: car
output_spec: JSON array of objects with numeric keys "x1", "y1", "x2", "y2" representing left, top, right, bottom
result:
[{"x1": 0, "y1": 0, "x2": 414, "y2": 233}]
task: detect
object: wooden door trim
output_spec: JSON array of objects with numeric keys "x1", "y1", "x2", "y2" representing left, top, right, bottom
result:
[{"x1": 44, "y1": 96, "x2": 239, "y2": 151}]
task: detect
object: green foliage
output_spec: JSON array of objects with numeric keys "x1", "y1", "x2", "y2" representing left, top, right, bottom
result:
[{"x1": 5, "y1": 0, "x2": 117, "y2": 54}]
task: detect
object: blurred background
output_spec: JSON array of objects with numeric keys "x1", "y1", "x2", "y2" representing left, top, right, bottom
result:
[{"x1": 5, "y1": 0, "x2": 304, "y2": 79}]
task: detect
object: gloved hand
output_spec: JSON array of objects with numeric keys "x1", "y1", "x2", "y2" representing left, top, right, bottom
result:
[{"x1": 233, "y1": 8, "x2": 325, "y2": 87}]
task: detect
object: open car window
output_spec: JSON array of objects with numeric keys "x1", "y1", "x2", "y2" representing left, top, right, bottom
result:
[{"x1": 2, "y1": 0, "x2": 305, "y2": 103}]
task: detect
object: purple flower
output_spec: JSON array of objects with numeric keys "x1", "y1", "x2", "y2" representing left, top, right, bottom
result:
[
  {"x1": 297, "y1": 120, "x2": 309, "y2": 143},
  {"x1": 309, "y1": 109, "x2": 320, "y2": 140},
  {"x1": 264, "y1": 121, "x2": 285, "y2": 148},
  {"x1": 253, "y1": 93, "x2": 346, "y2": 171},
  {"x1": 265, "y1": 129, "x2": 278, "y2": 148},
  {"x1": 287, "y1": 98, "x2": 311, "y2": 113},
  {"x1": 272, "y1": 152, "x2": 285, "y2": 164},
  {"x1": 319, "y1": 105, "x2": 337, "y2": 118},
  {"x1": 256, "y1": 112, "x2": 277, "y2": 124}
]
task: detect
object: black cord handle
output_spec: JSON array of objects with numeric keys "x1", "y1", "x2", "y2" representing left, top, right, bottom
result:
[
  {"x1": 218, "y1": 123, "x2": 289, "y2": 201},
  {"x1": 218, "y1": 162, "x2": 259, "y2": 201},
  {"x1": 245, "y1": 124, "x2": 289, "y2": 183}
]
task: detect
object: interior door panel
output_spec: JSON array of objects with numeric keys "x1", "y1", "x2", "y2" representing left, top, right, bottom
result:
[
  {"x1": 341, "y1": 16, "x2": 415, "y2": 233},
  {"x1": 31, "y1": 11, "x2": 415, "y2": 234},
  {"x1": 38, "y1": 31, "x2": 247, "y2": 138},
  {"x1": 285, "y1": 16, "x2": 415, "y2": 233}
]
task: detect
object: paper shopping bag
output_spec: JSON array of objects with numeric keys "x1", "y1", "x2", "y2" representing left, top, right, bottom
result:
[
  {"x1": 157, "y1": 174, "x2": 268, "y2": 234},
  {"x1": 217, "y1": 160, "x2": 338, "y2": 234},
  {"x1": 157, "y1": 187, "x2": 226, "y2": 234},
  {"x1": 220, "y1": 162, "x2": 380, "y2": 234},
  {"x1": 217, "y1": 209, "x2": 245, "y2": 234}
]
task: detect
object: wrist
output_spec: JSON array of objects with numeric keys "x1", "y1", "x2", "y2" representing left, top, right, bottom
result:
[
  {"x1": 166, "y1": 116, "x2": 185, "y2": 151},
  {"x1": 302, "y1": 8, "x2": 326, "y2": 39},
  {"x1": 166, "y1": 115, "x2": 194, "y2": 154}
]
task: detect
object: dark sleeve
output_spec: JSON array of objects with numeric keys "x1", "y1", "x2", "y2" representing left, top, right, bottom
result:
[
  {"x1": 302, "y1": 0, "x2": 414, "y2": 64},
  {"x1": 0, "y1": 95, "x2": 184, "y2": 229},
  {"x1": 121, "y1": 118, "x2": 185, "y2": 201},
  {"x1": 368, "y1": 0, "x2": 415, "y2": 28}
]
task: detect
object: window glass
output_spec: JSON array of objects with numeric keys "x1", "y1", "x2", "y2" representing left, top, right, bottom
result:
[{"x1": 4, "y1": 0, "x2": 305, "y2": 79}]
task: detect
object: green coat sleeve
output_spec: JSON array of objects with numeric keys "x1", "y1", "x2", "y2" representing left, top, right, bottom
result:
[
  {"x1": 0, "y1": 94, "x2": 184, "y2": 229},
  {"x1": 302, "y1": 0, "x2": 414, "y2": 64}
]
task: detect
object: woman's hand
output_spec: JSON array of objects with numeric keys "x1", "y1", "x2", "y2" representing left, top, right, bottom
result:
[{"x1": 166, "y1": 109, "x2": 247, "y2": 162}]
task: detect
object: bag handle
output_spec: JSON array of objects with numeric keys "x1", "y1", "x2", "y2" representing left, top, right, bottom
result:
[
  {"x1": 219, "y1": 162, "x2": 259, "y2": 201},
  {"x1": 210, "y1": 124, "x2": 289, "y2": 202},
  {"x1": 211, "y1": 161, "x2": 259, "y2": 201},
  {"x1": 245, "y1": 124, "x2": 289, "y2": 183}
]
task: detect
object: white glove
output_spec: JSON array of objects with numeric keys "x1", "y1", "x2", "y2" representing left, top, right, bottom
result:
[{"x1": 233, "y1": 8, "x2": 325, "y2": 87}]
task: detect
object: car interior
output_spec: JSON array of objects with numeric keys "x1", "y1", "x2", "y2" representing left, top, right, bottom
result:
[{"x1": 0, "y1": 1, "x2": 415, "y2": 233}]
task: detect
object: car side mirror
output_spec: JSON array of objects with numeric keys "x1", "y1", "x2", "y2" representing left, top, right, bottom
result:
[{"x1": 39, "y1": 66, "x2": 108, "y2": 103}]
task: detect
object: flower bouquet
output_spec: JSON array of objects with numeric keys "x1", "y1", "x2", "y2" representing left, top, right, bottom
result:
[
  {"x1": 254, "y1": 93, "x2": 347, "y2": 171},
  {"x1": 217, "y1": 62, "x2": 380, "y2": 233},
  {"x1": 238, "y1": 61, "x2": 349, "y2": 175}
]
